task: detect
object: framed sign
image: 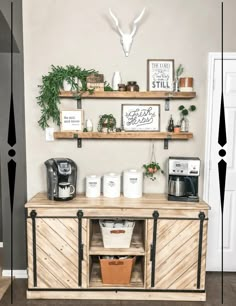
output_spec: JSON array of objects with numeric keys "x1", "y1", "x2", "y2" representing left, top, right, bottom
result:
[
  {"x1": 122, "y1": 104, "x2": 160, "y2": 131},
  {"x1": 147, "y1": 59, "x2": 174, "y2": 91},
  {"x1": 60, "y1": 110, "x2": 83, "y2": 131}
]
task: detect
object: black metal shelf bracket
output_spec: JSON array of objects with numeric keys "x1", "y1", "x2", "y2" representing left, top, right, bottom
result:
[
  {"x1": 77, "y1": 98, "x2": 82, "y2": 109},
  {"x1": 165, "y1": 98, "x2": 170, "y2": 111},
  {"x1": 77, "y1": 138, "x2": 82, "y2": 148}
]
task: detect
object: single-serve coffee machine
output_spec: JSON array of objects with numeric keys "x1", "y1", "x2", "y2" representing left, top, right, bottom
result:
[
  {"x1": 45, "y1": 158, "x2": 77, "y2": 201},
  {"x1": 168, "y1": 157, "x2": 200, "y2": 202}
]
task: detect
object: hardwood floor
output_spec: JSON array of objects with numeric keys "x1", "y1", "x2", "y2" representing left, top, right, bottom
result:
[{"x1": 0, "y1": 273, "x2": 235, "y2": 305}]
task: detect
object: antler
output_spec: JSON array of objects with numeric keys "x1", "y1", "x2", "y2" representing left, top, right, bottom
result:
[
  {"x1": 109, "y1": 8, "x2": 124, "y2": 36},
  {"x1": 130, "y1": 8, "x2": 146, "y2": 37}
]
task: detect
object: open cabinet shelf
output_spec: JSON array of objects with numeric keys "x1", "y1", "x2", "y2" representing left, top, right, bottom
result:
[
  {"x1": 89, "y1": 220, "x2": 145, "y2": 256},
  {"x1": 89, "y1": 258, "x2": 144, "y2": 288},
  {"x1": 59, "y1": 90, "x2": 196, "y2": 99}
]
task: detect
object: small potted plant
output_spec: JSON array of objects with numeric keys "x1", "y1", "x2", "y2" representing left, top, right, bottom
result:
[
  {"x1": 98, "y1": 114, "x2": 116, "y2": 133},
  {"x1": 143, "y1": 161, "x2": 164, "y2": 181},
  {"x1": 178, "y1": 105, "x2": 196, "y2": 132}
]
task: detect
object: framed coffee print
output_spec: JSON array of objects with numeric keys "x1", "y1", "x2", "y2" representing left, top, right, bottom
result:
[
  {"x1": 122, "y1": 104, "x2": 160, "y2": 131},
  {"x1": 60, "y1": 110, "x2": 83, "y2": 131},
  {"x1": 147, "y1": 59, "x2": 174, "y2": 91}
]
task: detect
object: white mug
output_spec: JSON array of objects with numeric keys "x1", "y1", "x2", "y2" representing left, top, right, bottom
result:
[{"x1": 58, "y1": 182, "x2": 75, "y2": 198}]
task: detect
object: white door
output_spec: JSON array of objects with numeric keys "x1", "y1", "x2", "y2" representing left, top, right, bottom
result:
[{"x1": 205, "y1": 55, "x2": 236, "y2": 271}]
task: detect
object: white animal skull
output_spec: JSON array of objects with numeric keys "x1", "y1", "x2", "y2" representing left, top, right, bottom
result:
[{"x1": 109, "y1": 8, "x2": 146, "y2": 57}]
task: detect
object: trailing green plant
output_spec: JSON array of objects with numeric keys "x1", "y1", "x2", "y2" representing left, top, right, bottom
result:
[
  {"x1": 37, "y1": 65, "x2": 112, "y2": 129},
  {"x1": 97, "y1": 114, "x2": 116, "y2": 133},
  {"x1": 178, "y1": 104, "x2": 196, "y2": 117},
  {"x1": 143, "y1": 162, "x2": 164, "y2": 181}
]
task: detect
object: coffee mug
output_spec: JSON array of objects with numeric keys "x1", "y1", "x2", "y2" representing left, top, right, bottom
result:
[{"x1": 58, "y1": 182, "x2": 75, "y2": 198}]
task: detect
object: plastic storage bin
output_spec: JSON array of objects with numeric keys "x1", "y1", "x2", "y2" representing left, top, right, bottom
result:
[
  {"x1": 99, "y1": 220, "x2": 135, "y2": 248},
  {"x1": 100, "y1": 256, "x2": 136, "y2": 284}
]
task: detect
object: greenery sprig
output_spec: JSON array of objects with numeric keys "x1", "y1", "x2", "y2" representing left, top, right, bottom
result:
[
  {"x1": 175, "y1": 64, "x2": 184, "y2": 79},
  {"x1": 37, "y1": 65, "x2": 112, "y2": 129},
  {"x1": 97, "y1": 114, "x2": 116, "y2": 133},
  {"x1": 178, "y1": 105, "x2": 196, "y2": 117}
]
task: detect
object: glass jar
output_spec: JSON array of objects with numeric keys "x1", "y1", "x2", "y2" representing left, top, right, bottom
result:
[
  {"x1": 126, "y1": 81, "x2": 139, "y2": 92},
  {"x1": 118, "y1": 84, "x2": 126, "y2": 91}
]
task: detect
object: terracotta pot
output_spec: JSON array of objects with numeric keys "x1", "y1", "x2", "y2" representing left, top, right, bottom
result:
[{"x1": 174, "y1": 126, "x2": 181, "y2": 133}]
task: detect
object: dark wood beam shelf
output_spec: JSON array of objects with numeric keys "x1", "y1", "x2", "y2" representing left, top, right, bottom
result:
[
  {"x1": 59, "y1": 90, "x2": 196, "y2": 100},
  {"x1": 54, "y1": 131, "x2": 193, "y2": 140}
]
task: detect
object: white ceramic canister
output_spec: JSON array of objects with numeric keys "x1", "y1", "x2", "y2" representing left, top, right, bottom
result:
[
  {"x1": 86, "y1": 175, "x2": 101, "y2": 198},
  {"x1": 103, "y1": 172, "x2": 121, "y2": 198},
  {"x1": 123, "y1": 169, "x2": 143, "y2": 198}
]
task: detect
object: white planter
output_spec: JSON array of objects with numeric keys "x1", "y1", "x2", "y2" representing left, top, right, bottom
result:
[{"x1": 63, "y1": 77, "x2": 78, "y2": 91}]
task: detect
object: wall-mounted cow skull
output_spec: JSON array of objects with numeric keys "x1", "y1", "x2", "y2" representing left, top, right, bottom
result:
[{"x1": 109, "y1": 8, "x2": 146, "y2": 57}]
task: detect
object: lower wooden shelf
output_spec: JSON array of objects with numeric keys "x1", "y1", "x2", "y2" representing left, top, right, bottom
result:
[
  {"x1": 89, "y1": 221, "x2": 145, "y2": 256},
  {"x1": 54, "y1": 131, "x2": 193, "y2": 140},
  {"x1": 89, "y1": 261, "x2": 144, "y2": 288}
]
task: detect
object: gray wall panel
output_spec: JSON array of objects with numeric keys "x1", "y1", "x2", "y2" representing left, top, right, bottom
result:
[{"x1": 0, "y1": 0, "x2": 26, "y2": 269}]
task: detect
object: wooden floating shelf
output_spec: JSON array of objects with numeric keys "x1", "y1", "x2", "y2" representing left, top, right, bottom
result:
[
  {"x1": 90, "y1": 230, "x2": 145, "y2": 256},
  {"x1": 54, "y1": 131, "x2": 193, "y2": 140},
  {"x1": 59, "y1": 90, "x2": 196, "y2": 99}
]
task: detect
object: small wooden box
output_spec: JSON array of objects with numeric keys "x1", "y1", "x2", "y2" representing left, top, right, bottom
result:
[{"x1": 86, "y1": 74, "x2": 104, "y2": 83}]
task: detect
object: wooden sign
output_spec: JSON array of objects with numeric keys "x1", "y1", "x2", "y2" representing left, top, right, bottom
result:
[
  {"x1": 60, "y1": 110, "x2": 83, "y2": 131},
  {"x1": 147, "y1": 59, "x2": 174, "y2": 91},
  {"x1": 86, "y1": 73, "x2": 104, "y2": 83},
  {"x1": 122, "y1": 104, "x2": 160, "y2": 131}
]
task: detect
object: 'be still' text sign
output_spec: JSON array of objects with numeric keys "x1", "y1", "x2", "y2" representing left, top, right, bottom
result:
[
  {"x1": 122, "y1": 104, "x2": 160, "y2": 131},
  {"x1": 147, "y1": 59, "x2": 174, "y2": 91},
  {"x1": 60, "y1": 110, "x2": 83, "y2": 131}
]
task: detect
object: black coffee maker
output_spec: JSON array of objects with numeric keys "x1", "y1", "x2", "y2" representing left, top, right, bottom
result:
[
  {"x1": 168, "y1": 157, "x2": 200, "y2": 202},
  {"x1": 45, "y1": 158, "x2": 77, "y2": 201}
]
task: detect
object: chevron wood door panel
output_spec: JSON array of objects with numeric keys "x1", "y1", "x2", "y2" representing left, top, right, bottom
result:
[
  {"x1": 27, "y1": 217, "x2": 87, "y2": 289},
  {"x1": 147, "y1": 218, "x2": 207, "y2": 290}
]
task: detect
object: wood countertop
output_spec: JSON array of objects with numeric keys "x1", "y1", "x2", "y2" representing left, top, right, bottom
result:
[{"x1": 25, "y1": 192, "x2": 210, "y2": 210}]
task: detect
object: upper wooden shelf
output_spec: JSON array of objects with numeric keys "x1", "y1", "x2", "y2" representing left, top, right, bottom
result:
[
  {"x1": 59, "y1": 90, "x2": 196, "y2": 100},
  {"x1": 53, "y1": 131, "x2": 193, "y2": 140}
]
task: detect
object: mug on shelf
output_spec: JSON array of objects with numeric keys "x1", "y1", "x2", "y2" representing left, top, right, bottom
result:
[{"x1": 58, "y1": 182, "x2": 75, "y2": 198}]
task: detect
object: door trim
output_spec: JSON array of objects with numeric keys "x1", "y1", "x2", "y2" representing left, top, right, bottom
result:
[{"x1": 203, "y1": 52, "x2": 236, "y2": 203}]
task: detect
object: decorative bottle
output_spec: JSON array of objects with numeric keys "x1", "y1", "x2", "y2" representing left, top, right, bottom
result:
[
  {"x1": 86, "y1": 119, "x2": 93, "y2": 132},
  {"x1": 112, "y1": 72, "x2": 122, "y2": 91},
  {"x1": 168, "y1": 115, "x2": 174, "y2": 132}
]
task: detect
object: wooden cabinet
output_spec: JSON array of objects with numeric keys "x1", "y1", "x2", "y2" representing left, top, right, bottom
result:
[{"x1": 25, "y1": 193, "x2": 210, "y2": 301}]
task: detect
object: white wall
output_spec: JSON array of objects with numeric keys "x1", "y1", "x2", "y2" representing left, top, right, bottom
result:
[{"x1": 22, "y1": 0, "x2": 236, "y2": 199}]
